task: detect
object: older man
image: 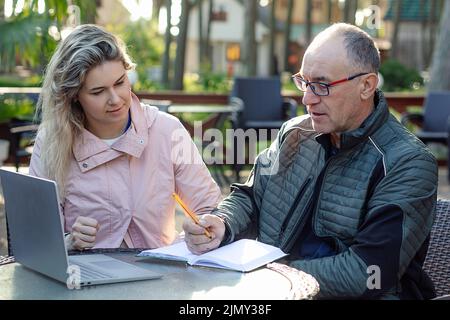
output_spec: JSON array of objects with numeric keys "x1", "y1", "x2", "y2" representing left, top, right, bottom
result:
[{"x1": 183, "y1": 23, "x2": 438, "y2": 299}]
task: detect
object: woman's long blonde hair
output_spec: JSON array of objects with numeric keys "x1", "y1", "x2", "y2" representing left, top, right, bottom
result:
[{"x1": 36, "y1": 24, "x2": 135, "y2": 196}]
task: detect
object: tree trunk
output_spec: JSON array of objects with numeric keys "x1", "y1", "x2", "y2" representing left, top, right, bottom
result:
[
  {"x1": 198, "y1": 0, "x2": 204, "y2": 70},
  {"x1": 152, "y1": 0, "x2": 165, "y2": 21},
  {"x1": 268, "y1": 0, "x2": 277, "y2": 75},
  {"x1": 327, "y1": 0, "x2": 333, "y2": 24},
  {"x1": 419, "y1": 0, "x2": 427, "y2": 71},
  {"x1": 0, "y1": 0, "x2": 4, "y2": 21},
  {"x1": 205, "y1": 0, "x2": 213, "y2": 71},
  {"x1": 427, "y1": 0, "x2": 438, "y2": 67},
  {"x1": 242, "y1": 0, "x2": 258, "y2": 76},
  {"x1": 73, "y1": 0, "x2": 97, "y2": 24},
  {"x1": 283, "y1": 0, "x2": 294, "y2": 72},
  {"x1": 390, "y1": 0, "x2": 402, "y2": 60},
  {"x1": 428, "y1": 0, "x2": 450, "y2": 90},
  {"x1": 172, "y1": 0, "x2": 191, "y2": 90},
  {"x1": 305, "y1": 0, "x2": 313, "y2": 46},
  {"x1": 343, "y1": 0, "x2": 357, "y2": 24},
  {"x1": 162, "y1": 0, "x2": 172, "y2": 88}
]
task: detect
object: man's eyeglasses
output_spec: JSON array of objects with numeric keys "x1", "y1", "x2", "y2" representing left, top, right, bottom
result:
[{"x1": 291, "y1": 72, "x2": 369, "y2": 96}]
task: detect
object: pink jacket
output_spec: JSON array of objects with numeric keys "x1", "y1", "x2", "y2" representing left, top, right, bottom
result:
[{"x1": 29, "y1": 94, "x2": 222, "y2": 249}]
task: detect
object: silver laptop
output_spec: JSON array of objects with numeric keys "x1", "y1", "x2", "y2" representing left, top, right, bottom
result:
[{"x1": 0, "y1": 169, "x2": 162, "y2": 287}]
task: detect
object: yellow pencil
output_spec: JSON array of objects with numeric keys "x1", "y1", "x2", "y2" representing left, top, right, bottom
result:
[{"x1": 172, "y1": 193, "x2": 212, "y2": 239}]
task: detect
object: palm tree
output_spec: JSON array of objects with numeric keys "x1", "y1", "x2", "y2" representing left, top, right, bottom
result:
[{"x1": 0, "y1": 0, "x2": 97, "y2": 73}]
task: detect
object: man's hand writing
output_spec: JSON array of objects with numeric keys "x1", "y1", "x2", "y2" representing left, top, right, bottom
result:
[{"x1": 182, "y1": 214, "x2": 225, "y2": 254}]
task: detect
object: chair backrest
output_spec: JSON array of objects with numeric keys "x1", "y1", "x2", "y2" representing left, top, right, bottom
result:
[
  {"x1": 423, "y1": 199, "x2": 450, "y2": 297},
  {"x1": 230, "y1": 77, "x2": 284, "y2": 124},
  {"x1": 423, "y1": 91, "x2": 450, "y2": 132}
]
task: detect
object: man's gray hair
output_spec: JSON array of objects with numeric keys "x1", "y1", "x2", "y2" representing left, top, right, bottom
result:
[{"x1": 321, "y1": 23, "x2": 380, "y2": 73}]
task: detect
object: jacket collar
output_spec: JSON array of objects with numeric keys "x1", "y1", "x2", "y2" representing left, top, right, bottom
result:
[
  {"x1": 315, "y1": 90, "x2": 389, "y2": 150},
  {"x1": 73, "y1": 93, "x2": 158, "y2": 172}
]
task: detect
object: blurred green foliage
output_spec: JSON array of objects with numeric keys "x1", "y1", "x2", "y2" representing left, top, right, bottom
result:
[
  {"x1": 0, "y1": 0, "x2": 98, "y2": 73},
  {"x1": 107, "y1": 20, "x2": 164, "y2": 91},
  {"x1": 0, "y1": 74, "x2": 42, "y2": 87},
  {"x1": 380, "y1": 59, "x2": 424, "y2": 92},
  {"x1": 0, "y1": 94, "x2": 35, "y2": 123},
  {"x1": 132, "y1": 78, "x2": 165, "y2": 92},
  {"x1": 198, "y1": 72, "x2": 233, "y2": 93},
  {"x1": 184, "y1": 72, "x2": 232, "y2": 93}
]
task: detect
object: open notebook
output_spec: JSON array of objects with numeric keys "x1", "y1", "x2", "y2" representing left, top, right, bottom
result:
[{"x1": 137, "y1": 239, "x2": 288, "y2": 272}]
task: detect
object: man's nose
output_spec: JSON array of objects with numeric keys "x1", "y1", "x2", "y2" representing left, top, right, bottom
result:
[{"x1": 302, "y1": 86, "x2": 320, "y2": 106}]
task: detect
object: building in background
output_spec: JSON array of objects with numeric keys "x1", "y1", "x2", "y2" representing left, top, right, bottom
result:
[
  {"x1": 96, "y1": 0, "x2": 131, "y2": 27},
  {"x1": 93, "y1": 0, "x2": 439, "y2": 78},
  {"x1": 186, "y1": 0, "x2": 394, "y2": 77},
  {"x1": 383, "y1": 0, "x2": 442, "y2": 71},
  {"x1": 187, "y1": 0, "x2": 269, "y2": 76}
]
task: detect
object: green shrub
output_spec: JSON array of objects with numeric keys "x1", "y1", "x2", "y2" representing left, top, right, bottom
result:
[
  {"x1": 198, "y1": 72, "x2": 232, "y2": 93},
  {"x1": 380, "y1": 59, "x2": 424, "y2": 92},
  {"x1": 0, "y1": 74, "x2": 42, "y2": 87},
  {"x1": 108, "y1": 20, "x2": 164, "y2": 89},
  {"x1": 183, "y1": 72, "x2": 232, "y2": 93},
  {"x1": 0, "y1": 94, "x2": 35, "y2": 123},
  {"x1": 132, "y1": 78, "x2": 165, "y2": 92}
]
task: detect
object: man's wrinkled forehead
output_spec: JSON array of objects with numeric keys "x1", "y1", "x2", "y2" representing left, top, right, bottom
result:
[
  {"x1": 300, "y1": 35, "x2": 348, "y2": 78},
  {"x1": 307, "y1": 32, "x2": 346, "y2": 57}
]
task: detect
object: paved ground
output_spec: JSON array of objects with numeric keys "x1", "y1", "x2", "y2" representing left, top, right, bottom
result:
[{"x1": 1, "y1": 166, "x2": 450, "y2": 257}]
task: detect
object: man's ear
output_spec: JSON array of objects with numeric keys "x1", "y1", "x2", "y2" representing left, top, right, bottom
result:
[{"x1": 360, "y1": 73, "x2": 379, "y2": 100}]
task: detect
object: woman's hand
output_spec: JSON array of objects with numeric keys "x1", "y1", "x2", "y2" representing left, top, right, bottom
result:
[{"x1": 66, "y1": 216, "x2": 99, "y2": 250}]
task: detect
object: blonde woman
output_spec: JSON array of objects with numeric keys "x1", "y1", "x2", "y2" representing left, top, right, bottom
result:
[{"x1": 30, "y1": 24, "x2": 222, "y2": 251}]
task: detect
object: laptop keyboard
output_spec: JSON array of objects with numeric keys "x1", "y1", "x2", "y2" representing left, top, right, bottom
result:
[
  {"x1": 68, "y1": 248, "x2": 146, "y2": 255},
  {"x1": 69, "y1": 261, "x2": 113, "y2": 280}
]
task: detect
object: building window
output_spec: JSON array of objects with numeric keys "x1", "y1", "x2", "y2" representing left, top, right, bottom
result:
[
  {"x1": 212, "y1": 5, "x2": 227, "y2": 21},
  {"x1": 226, "y1": 44, "x2": 241, "y2": 62}
]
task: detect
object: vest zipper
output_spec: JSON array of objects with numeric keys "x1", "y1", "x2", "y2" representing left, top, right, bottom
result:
[
  {"x1": 278, "y1": 176, "x2": 312, "y2": 246},
  {"x1": 282, "y1": 152, "x2": 338, "y2": 252},
  {"x1": 282, "y1": 195, "x2": 314, "y2": 252}
]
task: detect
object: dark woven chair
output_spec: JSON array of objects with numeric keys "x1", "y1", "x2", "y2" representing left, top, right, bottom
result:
[{"x1": 423, "y1": 199, "x2": 450, "y2": 298}]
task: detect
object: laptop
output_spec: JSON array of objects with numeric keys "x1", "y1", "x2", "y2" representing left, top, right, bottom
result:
[{"x1": 0, "y1": 169, "x2": 162, "y2": 287}]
